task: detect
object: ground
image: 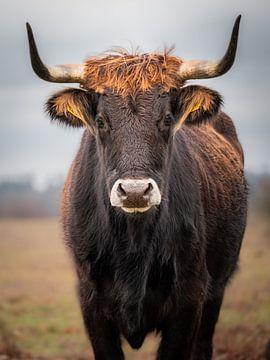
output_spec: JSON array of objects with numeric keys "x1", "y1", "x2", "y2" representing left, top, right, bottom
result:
[{"x1": 0, "y1": 215, "x2": 269, "y2": 360}]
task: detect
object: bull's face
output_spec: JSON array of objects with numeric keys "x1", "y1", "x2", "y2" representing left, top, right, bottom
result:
[
  {"x1": 26, "y1": 16, "x2": 241, "y2": 213},
  {"x1": 46, "y1": 85, "x2": 221, "y2": 214},
  {"x1": 94, "y1": 87, "x2": 169, "y2": 213}
]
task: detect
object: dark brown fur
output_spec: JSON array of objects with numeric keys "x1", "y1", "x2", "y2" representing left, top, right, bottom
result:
[{"x1": 45, "y1": 72, "x2": 247, "y2": 360}]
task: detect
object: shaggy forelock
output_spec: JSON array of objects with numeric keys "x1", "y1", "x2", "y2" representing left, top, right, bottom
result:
[{"x1": 83, "y1": 49, "x2": 183, "y2": 95}]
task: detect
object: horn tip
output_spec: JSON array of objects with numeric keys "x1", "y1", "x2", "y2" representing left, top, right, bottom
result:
[
  {"x1": 232, "y1": 15, "x2": 241, "y2": 40},
  {"x1": 235, "y1": 14, "x2": 242, "y2": 26},
  {"x1": 26, "y1": 22, "x2": 33, "y2": 40}
]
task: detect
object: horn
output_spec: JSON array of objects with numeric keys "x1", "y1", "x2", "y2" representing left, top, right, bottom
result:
[
  {"x1": 26, "y1": 23, "x2": 85, "y2": 83},
  {"x1": 177, "y1": 15, "x2": 241, "y2": 80}
]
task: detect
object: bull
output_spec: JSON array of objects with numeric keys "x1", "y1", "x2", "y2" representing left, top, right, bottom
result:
[{"x1": 26, "y1": 15, "x2": 247, "y2": 360}]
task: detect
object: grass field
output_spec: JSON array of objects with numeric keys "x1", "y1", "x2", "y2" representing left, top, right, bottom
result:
[{"x1": 0, "y1": 216, "x2": 269, "y2": 359}]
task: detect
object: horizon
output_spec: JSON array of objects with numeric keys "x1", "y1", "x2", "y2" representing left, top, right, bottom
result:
[{"x1": 1, "y1": 169, "x2": 269, "y2": 192}]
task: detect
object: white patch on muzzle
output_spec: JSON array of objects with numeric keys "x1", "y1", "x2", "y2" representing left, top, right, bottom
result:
[{"x1": 110, "y1": 178, "x2": 161, "y2": 212}]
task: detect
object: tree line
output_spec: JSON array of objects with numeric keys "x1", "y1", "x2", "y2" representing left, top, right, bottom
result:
[{"x1": 0, "y1": 173, "x2": 269, "y2": 218}]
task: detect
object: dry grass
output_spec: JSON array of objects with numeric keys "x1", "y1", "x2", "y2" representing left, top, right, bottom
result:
[{"x1": 0, "y1": 215, "x2": 269, "y2": 359}]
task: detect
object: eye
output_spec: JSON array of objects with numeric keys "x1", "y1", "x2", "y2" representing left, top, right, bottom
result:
[
  {"x1": 157, "y1": 113, "x2": 174, "y2": 134},
  {"x1": 164, "y1": 113, "x2": 173, "y2": 127},
  {"x1": 95, "y1": 115, "x2": 105, "y2": 129}
]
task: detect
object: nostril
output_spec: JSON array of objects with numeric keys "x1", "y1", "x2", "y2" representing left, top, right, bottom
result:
[
  {"x1": 144, "y1": 183, "x2": 153, "y2": 196},
  {"x1": 117, "y1": 183, "x2": 127, "y2": 198},
  {"x1": 111, "y1": 179, "x2": 161, "y2": 208}
]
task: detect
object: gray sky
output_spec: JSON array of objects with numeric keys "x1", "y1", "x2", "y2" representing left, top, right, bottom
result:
[{"x1": 0, "y1": 0, "x2": 269, "y2": 187}]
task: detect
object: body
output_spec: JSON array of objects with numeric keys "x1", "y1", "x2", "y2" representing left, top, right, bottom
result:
[
  {"x1": 61, "y1": 111, "x2": 247, "y2": 359},
  {"x1": 26, "y1": 15, "x2": 247, "y2": 359}
]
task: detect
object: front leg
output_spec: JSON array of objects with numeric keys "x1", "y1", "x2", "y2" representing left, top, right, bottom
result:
[
  {"x1": 157, "y1": 302, "x2": 203, "y2": 360},
  {"x1": 194, "y1": 292, "x2": 224, "y2": 360},
  {"x1": 78, "y1": 285, "x2": 124, "y2": 360}
]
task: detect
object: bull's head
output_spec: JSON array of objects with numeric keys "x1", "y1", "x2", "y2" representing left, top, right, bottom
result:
[{"x1": 26, "y1": 16, "x2": 241, "y2": 214}]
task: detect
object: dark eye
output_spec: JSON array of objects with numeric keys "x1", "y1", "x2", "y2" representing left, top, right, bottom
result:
[
  {"x1": 95, "y1": 115, "x2": 105, "y2": 129},
  {"x1": 164, "y1": 113, "x2": 173, "y2": 127},
  {"x1": 157, "y1": 113, "x2": 174, "y2": 135}
]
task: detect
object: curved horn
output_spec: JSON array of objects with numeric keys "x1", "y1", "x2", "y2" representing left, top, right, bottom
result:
[
  {"x1": 178, "y1": 15, "x2": 241, "y2": 81},
  {"x1": 26, "y1": 23, "x2": 85, "y2": 83}
]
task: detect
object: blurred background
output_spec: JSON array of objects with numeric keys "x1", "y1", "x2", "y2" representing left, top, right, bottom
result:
[{"x1": 0, "y1": 0, "x2": 269, "y2": 359}]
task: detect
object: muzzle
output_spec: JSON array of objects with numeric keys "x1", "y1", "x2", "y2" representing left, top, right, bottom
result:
[{"x1": 110, "y1": 178, "x2": 161, "y2": 213}]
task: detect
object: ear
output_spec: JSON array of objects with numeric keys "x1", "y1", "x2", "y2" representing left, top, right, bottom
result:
[
  {"x1": 45, "y1": 88, "x2": 98, "y2": 130},
  {"x1": 173, "y1": 85, "x2": 223, "y2": 132}
]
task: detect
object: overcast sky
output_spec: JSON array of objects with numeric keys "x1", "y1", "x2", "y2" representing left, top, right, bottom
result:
[{"x1": 0, "y1": 0, "x2": 269, "y2": 187}]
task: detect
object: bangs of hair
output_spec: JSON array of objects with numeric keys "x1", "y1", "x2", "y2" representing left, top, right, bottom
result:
[{"x1": 83, "y1": 49, "x2": 183, "y2": 95}]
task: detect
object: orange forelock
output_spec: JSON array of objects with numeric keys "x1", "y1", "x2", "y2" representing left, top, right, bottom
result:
[{"x1": 83, "y1": 49, "x2": 183, "y2": 95}]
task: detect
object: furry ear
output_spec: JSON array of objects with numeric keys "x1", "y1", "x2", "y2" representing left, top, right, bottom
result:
[
  {"x1": 173, "y1": 85, "x2": 223, "y2": 132},
  {"x1": 45, "y1": 88, "x2": 98, "y2": 130}
]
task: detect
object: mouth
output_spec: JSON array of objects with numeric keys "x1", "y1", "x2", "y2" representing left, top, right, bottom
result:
[
  {"x1": 121, "y1": 206, "x2": 152, "y2": 213},
  {"x1": 110, "y1": 178, "x2": 161, "y2": 213}
]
